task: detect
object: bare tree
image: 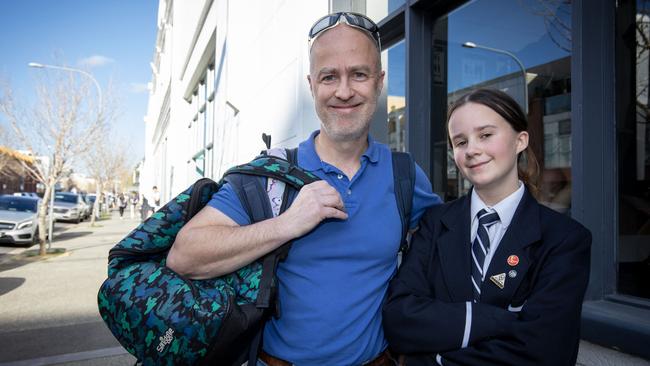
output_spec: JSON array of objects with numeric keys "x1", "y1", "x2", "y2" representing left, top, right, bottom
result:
[
  {"x1": 0, "y1": 127, "x2": 17, "y2": 176},
  {"x1": 637, "y1": 9, "x2": 650, "y2": 124},
  {"x1": 85, "y1": 134, "x2": 129, "y2": 226},
  {"x1": 0, "y1": 70, "x2": 110, "y2": 255},
  {"x1": 517, "y1": 0, "x2": 572, "y2": 53},
  {"x1": 0, "y1": 131, "x2": 13, "y2": 177}
]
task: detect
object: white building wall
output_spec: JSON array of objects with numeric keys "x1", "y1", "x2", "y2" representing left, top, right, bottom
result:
[{"x1": 143, "y1": 0, "x2": 389, "y2": 200}]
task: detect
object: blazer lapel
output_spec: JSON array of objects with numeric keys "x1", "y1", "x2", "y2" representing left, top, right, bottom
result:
[
  {"x1": 481, "y1": 189, "x2": 541, "y2": 307},
  {"x1": 437, "y1": 195, "x2": 474, "y2": 301}
]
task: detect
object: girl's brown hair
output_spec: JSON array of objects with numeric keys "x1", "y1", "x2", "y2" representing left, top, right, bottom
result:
[{"x1": 447, "y1": 88, "x2": 540, "y2": 197}]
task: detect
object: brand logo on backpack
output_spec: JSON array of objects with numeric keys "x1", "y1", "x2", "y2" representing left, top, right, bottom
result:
[{"x1": 156, "y1": 328, "x2": 174, "y2": 353}]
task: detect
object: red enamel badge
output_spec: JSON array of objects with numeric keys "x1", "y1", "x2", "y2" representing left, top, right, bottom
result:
[{"x1": 507, "y1": 255, "x2": 519, "y2": 266}]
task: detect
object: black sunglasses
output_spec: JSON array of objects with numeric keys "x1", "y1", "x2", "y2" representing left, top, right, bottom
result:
[{"x1": 308, "y1": 12, "x2": 381, "y2": 51}]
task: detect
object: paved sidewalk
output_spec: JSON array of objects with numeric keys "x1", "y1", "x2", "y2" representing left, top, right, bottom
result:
[
  {"x1": 0, "y1": 213, "x2": 138, "y2": 366},
  {"x1": 0, "y1": 212, "x2": 648, "y2": 365},
  {"x1": 578, "y1": 341, "x2": 650, "y2": 366}
]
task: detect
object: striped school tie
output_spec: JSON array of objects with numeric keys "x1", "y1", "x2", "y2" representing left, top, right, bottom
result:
[{"x1": 471, "y1": 209, "x2": 500, "y2": 301}]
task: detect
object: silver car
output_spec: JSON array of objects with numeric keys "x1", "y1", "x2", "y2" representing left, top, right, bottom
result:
[
  {"x1": 0, "y1": 195, "x2": 46, "y2": 246},
  {"x1": 53, "y1": 192, "x2": 84, "y2": 223}
]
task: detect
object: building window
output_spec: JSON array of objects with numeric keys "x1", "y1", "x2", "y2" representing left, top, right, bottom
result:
[
  {"x1": 617, "y1": 0, "x2": 650, "y2": 300},
  {"x1": 434, "y1": 0, "x2": 572, "y2": 212},
  {"x1": 187, "y1": 64, "x2": 216, "y2": 180}
]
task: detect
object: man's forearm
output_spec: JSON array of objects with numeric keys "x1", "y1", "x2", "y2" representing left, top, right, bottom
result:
[
  {"x1": 166, "y1": 180, "x2": 347, "y2": 279},
  {"x1": 166, "y1": 215, "x2": 294, "y2": 279}
]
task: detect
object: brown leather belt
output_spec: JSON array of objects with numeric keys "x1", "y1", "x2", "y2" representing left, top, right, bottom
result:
[{"x1": 259, "y1": 349, "x2": 395, "y2": 366}]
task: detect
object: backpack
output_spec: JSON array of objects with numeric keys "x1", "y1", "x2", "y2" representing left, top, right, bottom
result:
[{"x1": 97, "y1": 149, "x2": 415, "y2": 366}]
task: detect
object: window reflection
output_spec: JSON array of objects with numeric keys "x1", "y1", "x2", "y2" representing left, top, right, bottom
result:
[
  {"x1": 438, "y1": 0, "x2": 572, "y2": 215},
  {"x1": 617, "y1": 0, "x2": 650, "y2": 299},
  {"x1": 385, "y1": 41, "x2": 406, "y2": 152}
]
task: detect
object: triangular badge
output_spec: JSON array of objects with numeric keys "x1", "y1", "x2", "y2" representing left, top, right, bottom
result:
[{"x1": 490, "y1": 273, "x2": 506, "y2": 289}]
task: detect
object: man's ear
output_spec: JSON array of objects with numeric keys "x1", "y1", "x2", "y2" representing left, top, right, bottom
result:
[{"x1": 307, "y1": 74, "x2": 314, "y2": 97}]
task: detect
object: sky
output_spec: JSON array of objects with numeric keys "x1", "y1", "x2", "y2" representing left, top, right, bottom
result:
[{"x1": 0, "y1": 0, "x2": 158, "y2": 172}]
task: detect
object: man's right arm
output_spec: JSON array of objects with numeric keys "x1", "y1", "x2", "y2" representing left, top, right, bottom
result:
[{"x1": 166, "y1": 180, "x2": 347, "y2": 279}]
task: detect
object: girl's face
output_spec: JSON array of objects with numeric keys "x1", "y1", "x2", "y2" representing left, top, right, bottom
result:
[{"x1": 448, "y1": 102, "x2": 528, "y2": 200}]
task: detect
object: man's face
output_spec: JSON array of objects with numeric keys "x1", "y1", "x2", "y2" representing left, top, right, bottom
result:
[{"x1": 308, "y1": 24, "x2": 384, "y2": 143}]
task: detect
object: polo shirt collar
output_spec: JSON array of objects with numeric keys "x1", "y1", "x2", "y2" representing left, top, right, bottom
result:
[{"x1": 298, "y1": 130, "x2": 380, "y2": 172}]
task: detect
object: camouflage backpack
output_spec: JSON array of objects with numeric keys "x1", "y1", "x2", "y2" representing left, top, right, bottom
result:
[{"x1": 97, "y1": 149, "x2": 318, "y2": 366}]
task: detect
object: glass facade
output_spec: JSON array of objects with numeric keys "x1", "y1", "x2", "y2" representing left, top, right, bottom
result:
[
  {"x1": 434, "y1": 0, "x2": 572, "y2": 213},
  {"x1": 385, "y1": 40, "x2": 406, "y2": 152},
  {"x1": 375, "y1": 0, "x2": 650, "y2": 357},
  {"x1": 617, "y1": 0, "x2": 650, "y2": 300}
]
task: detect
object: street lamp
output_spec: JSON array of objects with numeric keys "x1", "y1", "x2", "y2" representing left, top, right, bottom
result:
[
  {"x1": 28, "y1": 62, "x2": 103, "y2": 245},
  {"x1": 28, "y1": 62, "x2": 103, "y2": 111},
  {"x1": 461, "y1": 42, "x2": 528, "y2": 114}
]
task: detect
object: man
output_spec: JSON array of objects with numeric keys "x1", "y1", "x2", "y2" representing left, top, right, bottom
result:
[
  {"x1": 143, "y1": 186, "x2": 160, "y2": 219},
  {"x1": 167, "y1": 12, "x2": 441, "y2": 365},
  {"x1": 150, "y1": 186, "x2": 161, "y2": 210},
  {"x1": 129, "y1": 192, "x2": 139, "y2": 220}
]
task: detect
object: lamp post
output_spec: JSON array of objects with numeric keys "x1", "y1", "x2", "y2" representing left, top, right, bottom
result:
[
  {"x1": 28, "y1": 62, "x2": 103, "y2": 244},
  {"x1": 28, "y1": 62, "x2": 103, "y2": 110},
  {"x1": 461, "y1": 42, "x2": 528, "y2": 114}
]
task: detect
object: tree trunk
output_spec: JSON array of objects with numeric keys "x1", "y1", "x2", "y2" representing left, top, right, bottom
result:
[
  {"x1": 37, "y1": 183, "x2": 52, "y2": 256},
  {"x1": 90, "y1": 181, "x2": 101, "y2": 226},
  {"x1": 90, "y1": 197, "x2": 99, "y2": 226}
]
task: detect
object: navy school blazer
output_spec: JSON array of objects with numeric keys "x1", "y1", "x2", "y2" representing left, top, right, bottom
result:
[{"x1": 383, "y1": 188, "x2": 591, "y2": 366}]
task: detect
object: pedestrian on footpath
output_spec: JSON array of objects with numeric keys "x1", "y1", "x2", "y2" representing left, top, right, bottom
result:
[
  {"x1": 129, "y1": 192, "x2": 139, "y2": 220},
  {"x1": 148, "y1": 186, "x2": 160, "y2": 216},
  {"x1": 117, "y1": 194, "x2": 127, "y2": 220}
]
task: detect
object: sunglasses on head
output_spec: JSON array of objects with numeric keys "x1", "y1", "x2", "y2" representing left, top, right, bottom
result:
[{"x1": 308, "y1": 12, "x2": 381, "y2": 51}]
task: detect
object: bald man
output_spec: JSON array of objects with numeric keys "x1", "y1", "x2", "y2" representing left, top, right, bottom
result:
[{"x1": 167, "y1": 12, "x2": 441, "y2": 365}]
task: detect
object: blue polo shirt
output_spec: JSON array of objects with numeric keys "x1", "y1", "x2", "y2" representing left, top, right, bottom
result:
[{"x1": 208, "y1": 131, "x2": 441, "y2": 365}]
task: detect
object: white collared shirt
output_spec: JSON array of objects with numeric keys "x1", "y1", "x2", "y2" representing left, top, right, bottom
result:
[{"x1": 470, "y1": 182, "x2": 525, "y2": 279}]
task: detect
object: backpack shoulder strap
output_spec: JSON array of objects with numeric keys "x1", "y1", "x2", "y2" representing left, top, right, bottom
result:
[
  {"x1": 285, "y1": 147, "x2": 298, "y2": 164},
  {"x1": 392, "y1": 151, "x2": 416, "y2": 254},
  {"x1": 224, "y1": 148, "x2": 299, "y2": 223},
  {"x1": 225, "y1": 174, "x2": 272, "y2": 224},
  {"x1": 187, "y1": 178, "x2": 221, "y2": 219}
]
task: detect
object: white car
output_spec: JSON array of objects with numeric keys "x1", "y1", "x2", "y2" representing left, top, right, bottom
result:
[
  {"x1": 13, "y1": 192, "x2": 39, "y2": 198},
  {"x1": 53, "y1": 192, "x2": 84, "y2": 223},
  {"x1": 0, "y1": 195, "x2": 49, "y2": 246}
]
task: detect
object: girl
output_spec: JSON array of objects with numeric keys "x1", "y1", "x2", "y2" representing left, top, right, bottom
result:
[{"x1": 383, "y1": 89, "x2": 591, "y2": 366}]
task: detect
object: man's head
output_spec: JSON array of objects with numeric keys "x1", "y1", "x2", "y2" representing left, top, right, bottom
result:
[{"x1": 307, "y1": 13, "x2": 384, "y2": 143}]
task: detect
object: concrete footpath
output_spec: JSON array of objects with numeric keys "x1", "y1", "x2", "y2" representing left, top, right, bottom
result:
[
  {"x1": 0, "y1": 213, "x2": 137, "y2": 366},
  {"x1": 0, "y1": 212, "x2": 648, "y2": 365}
]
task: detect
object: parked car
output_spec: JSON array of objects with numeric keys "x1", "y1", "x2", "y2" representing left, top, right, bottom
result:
[
  {"x1": 78, "y1": 193, "x2": 91, "y2": 220},
  {"x1": 0, "y1": 195, "x2": 49, "y2": 246},
  {"x1": 85, "y1": 194, "x2": 98, "y2": 218},
  {"x1": 53, "y1": 192, "x2": 84, "y2": 223},
  {"x1": 12, "y1": 192, "x2": 39, "y2": 198}
]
